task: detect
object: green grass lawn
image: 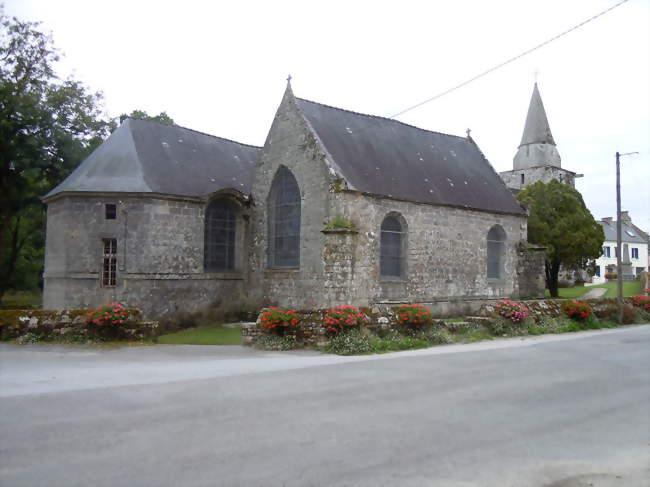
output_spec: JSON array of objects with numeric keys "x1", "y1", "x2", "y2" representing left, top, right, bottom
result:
[
  {"x1": 0, "y1": 290, "x2": 42, "y2": 309},
  {"x1": 545, "y1": 280, "x2": 642, "y2": 299},
  {"x1": 156, "y1": 325, "x2": 242, "y2": 345}
]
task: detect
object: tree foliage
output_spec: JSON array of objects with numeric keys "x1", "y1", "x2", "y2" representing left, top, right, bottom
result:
[
  {"x1": 0, "y1": 8, "x2": 112, "y2": 299},
  {"x1": 118, "y1": 109, "x2": 174, "y2": 126},
  {"x1": 517, "y1": 180, "x2": 604, "y2": 297}
]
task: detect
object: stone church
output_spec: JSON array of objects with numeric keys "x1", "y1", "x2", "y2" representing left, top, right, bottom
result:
[
  {"x1": 43, "y1": 82, "x2": 545, "y2": 318},
  {"x1": 500, "y1": 82, "x2": 580, "y2": 191}
]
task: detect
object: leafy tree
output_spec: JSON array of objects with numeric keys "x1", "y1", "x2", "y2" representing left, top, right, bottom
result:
[
  {"x1": 517, "y1": 180, "x2": 604, "y2": 297},
  {"x1": 119, "y1": 109, "x2": 174, "y2": 125},
  {"x1": 0, "y1": 8, "x2": 112, "y2": 300}
]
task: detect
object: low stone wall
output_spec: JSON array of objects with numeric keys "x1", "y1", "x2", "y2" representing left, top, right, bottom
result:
[
  {"x1": 0, "y1": 309, "x2": 159, "y2": 341},
  {"x1": 243, "y1": 297, "x2": 640, "y2": 348}
]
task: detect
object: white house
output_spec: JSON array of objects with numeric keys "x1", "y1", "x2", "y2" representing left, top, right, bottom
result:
[{"x1": 593, "y1": 212, "x2": 648, "y2": 284}]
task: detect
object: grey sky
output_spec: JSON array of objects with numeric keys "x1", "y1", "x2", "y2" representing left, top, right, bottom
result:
[{"x1": 6, "y1": 0, "x2": 649, "y2": 230}]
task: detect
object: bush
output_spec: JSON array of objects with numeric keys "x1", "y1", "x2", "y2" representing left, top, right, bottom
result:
[
  {"x1": 604, "y1": 273, "x2": 617, "y2": 280},
  {"x1": 631, "y1": 294, "x2": 650, "y2": 311},
  {"x1": 370, "y1": 332, "x2": 429, "y2": 353},
  {"x1": 86, "y1": 302, "x2": 130, "y2": 326},
  {"x1": 254, "y1": 334, "x2": 298, "y2": 351},
  {"x1": 326, "y1": 328, "x2": 373, "y2": 355},
  {"x1": 494, "y1": 300, "x2": 529, "y2": 323},
  {"x1": 486, "y1": 315, "x2": 531, "y2": 336},
  {"x1": 394, "y1": 304, "x2": 433, "y2": 329},
  {"x1": 561, "y1": 300, "x2": 592, "y2": 322},
  {"x1": 420, "y1": 327, "x2": 453, "y2": 345},
  {"x1": 322, "y1": 305, "x2": 367, "y2": 333},
  {"x1": 259, "y1": 307, "x2": 300, "y2": 335}
]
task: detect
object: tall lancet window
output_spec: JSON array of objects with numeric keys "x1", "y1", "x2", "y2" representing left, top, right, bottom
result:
[
  {"x1": 268, "y1": 167, "x2": 301, "y2": 268},
  {"x1": 487, "y1": 225, "x2": 506, "y2": 279},
  {"x1": 204, "y1": 199, "x2": 236, "y2": 272}
]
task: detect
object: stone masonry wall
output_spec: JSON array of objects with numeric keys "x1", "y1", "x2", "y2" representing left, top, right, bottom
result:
[
  {"x1": 248, "y1": 88, "x2": 337, "y2": 310},
  {"x1": 329, "y1": 191, "x2": 529, "y2": 306},
  {"x1": 500, "y1": 166, "x2": 576, "y2": 191},
  {"x1": 43, "y1": 194, "x2": 249, "y2": 318},
  {"x1": 517, "y1": 243, "x2": 547, "y2": 299}
]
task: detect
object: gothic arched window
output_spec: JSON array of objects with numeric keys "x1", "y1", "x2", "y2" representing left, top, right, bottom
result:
[
  {"x1": 487, "y1": 225, "x2": 506, "y2": 279},
  {"x1": 380, "y1": 215, "x2": 406, "y2": 278},
  {"x1": 204, "y1": 198, "x2": 237, "y2": 272},
  {"x1": 268, "y1": 167, "x2": 301, "y2": 268}
]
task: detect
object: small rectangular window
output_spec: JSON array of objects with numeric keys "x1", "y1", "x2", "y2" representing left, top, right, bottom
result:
[
  {"x1": 520, "y1": 174, "x2": 525, "y2": 185},
  {"x1": 603, "y1": 246, "x2": 610, "y2": 258},
  {"x1": 631, "y1": 248, "x2": 639, "y2": 259},
  {"x1": 105, "y1": 204, "x2": 117, "y2": 220},
  {"x1": 595, "y1": 266, "x2": 600, "y2": 277},
  {"x1": 614, "y1": 247, "x2": 618, "y2": 258},
  {"x1": 102, "y1": 238, "x2": 117, "y2": 287}
]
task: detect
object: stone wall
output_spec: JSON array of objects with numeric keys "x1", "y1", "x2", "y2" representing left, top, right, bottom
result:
[
  {"x1": 43, "y1": 194, "x2": 250, "y2": 318},
  {"x1": 247, "y1": 88, "x2": 534, "y2": 312},
  {"x1": 248, "y1": 87, "x2": 337, "y2": 310},
  {"x1": 0, "y1": 309, "x2": 158, "y2": 341},
  {"x1": 500, "y1": 166, "x2": 576, "y2": 191},
  {"x1": 517, "y1": 242, "x2": 547, "y2": 299},
  {"x1": 330, "y1": 191, "x2": 529, "y2": 306}
]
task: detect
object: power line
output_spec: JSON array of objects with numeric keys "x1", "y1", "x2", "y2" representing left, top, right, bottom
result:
[{"x1": 389, "y1": 0, "x2": 630, "y2": 119}]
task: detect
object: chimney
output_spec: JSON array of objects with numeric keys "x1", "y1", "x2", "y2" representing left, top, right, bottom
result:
[
  {"x1": 602, "y1": 217, "x2": 613, "y2": 224},
  {"x1": 620, "y1": 211, "x2": 632, "y2": 224}
]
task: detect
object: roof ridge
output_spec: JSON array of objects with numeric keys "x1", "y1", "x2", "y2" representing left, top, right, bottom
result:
[
  {"x1": 294, "y1": 97, "x2": 467, "y2": 141},
  {"x1": 126, "y1": 117, "x2": 262, "y2": 150}
]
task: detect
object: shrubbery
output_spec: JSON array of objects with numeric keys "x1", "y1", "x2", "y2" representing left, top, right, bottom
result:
[
  {"x1": 326, "y1": 328, "x2": 373, "y2": 355},
  {"x1": 395, "y1": 304, "x2": 433, "y2": 329},
  {"x1": 323, "y1": 305, "x2": 367, "y2": 333},
  {"x1": 631, "y1": 294, "x2": 650, "y2": 311},
  {"x1": 561, "y1": 300, "x2": 592, "y2": 322},
  {"x1": 259, "y1": 307, "x2": 300, "y2": 335},
  {"x1": 494, "y1": 300, "x2": 529, "y2": 323},
  {"x1": 254, "y1": 334, "x2": 298, "y2": 351},
  {"x1": 86, "y1": 302, "x2": 129, "y2": 326}
]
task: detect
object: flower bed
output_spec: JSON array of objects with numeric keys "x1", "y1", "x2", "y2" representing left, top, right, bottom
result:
[
  {"x1": 0, "y1": 307, "x2": 157, "y2": 342},
  {"x1": 323, "y1": 305, "x2": 367, "y2": 333},
  {"x1": 395, "y1": 304, "x2": 433, "y2": 329},
  {"x1": 494, "y1": 300, "x2": 529, "y2": 323},
  {"x1": 561, "y1": 300, "x2": 593, "y2": 322},
  {"x1": 258, "y1": 307, "x2": 300, "y2": 335}
]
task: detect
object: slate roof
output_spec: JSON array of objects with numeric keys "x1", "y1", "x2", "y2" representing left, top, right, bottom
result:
[
  {"x1": 44, "y1": 118, "x2": 261, "y2": 200},
  {"x1": 295, "y1": 97, "x2": 526, "y2": 215},
  {"x1": 600, "y1": 220, "x2": 647, "y2": 244},
  {"x1": 518, "y1": 83, "x2": 556, "y2": 147}
]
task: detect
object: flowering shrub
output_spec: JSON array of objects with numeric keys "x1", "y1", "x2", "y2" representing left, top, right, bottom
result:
[
  {"x1": 259, "y1": 307, "x2": 300, "y2": 334},
  {"x1": 494, "y1": 300, "x2": 529, "y2": 323},
  {"x1": 395, "y1": 304, "x2": 433, "y2": 329},
  {"x1": 631, "y1": 294, "x2": 650, "y2": 311},
  {"x1": 323, "y1": 305, "x2": 367, "y2": 333},
  {"x1": 561, "y1": 300, "x2": 593, "y2": 322},
  {"x1": 86, "y1": 303, "x2": 130, "y2": 326},
  {"x1": 604, "y1": 273, "x2": 617, "y2": 280}
]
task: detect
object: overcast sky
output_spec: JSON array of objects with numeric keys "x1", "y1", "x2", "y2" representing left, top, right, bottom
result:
[{"x1": 6, "y1": 0, "x2": 650, "y2": 231}]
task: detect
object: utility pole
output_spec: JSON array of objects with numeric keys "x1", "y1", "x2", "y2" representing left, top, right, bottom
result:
[
  {"x1": 616, "y1": 152, "x2": 623, "y2": 324},
  {"x1": 615, "y1": 151, "x2": 639, "y2": 324}
]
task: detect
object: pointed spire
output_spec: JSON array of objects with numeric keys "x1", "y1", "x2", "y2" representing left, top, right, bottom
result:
[
  {"x1": 513, "y1": 82, "x2": 561, "y2": 170},
  {"x1": 519, "y1": 83, "x2": 555, "y2": 147}
]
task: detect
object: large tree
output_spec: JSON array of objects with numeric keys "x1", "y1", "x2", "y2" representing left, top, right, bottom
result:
[
  {"x1": 517, "y1": 180, "x2": 604, "y2": 297},
  {"x1": 119, "y1": 109, "x2": 174, "y2": 125},
  {"x1": 0, "y1": 9, "x2": 113, "y2": 299}
]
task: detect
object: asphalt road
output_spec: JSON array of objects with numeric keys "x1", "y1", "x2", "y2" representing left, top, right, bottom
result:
[{"x1": 1, "y1": 326, "x2": 649, "y2": 487}]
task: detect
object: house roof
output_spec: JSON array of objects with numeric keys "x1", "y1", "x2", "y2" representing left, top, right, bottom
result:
[
  {"x1": 295, "y1": 97, "x2": 526, "y2": 215},
  {"x1": 519, "y1": 83, "x2": 556, "y2": 147},
  {"x1": 600, "y1": 219, "x2": 647, "y2": 244},
  {"x1": 44, "y1": 118, "x2": 261, "y2": 200}
]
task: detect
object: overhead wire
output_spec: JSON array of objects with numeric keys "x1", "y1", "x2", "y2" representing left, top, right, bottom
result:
[{"x1": 389, "y1": 0, "x2": 630, "y2": 119}]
